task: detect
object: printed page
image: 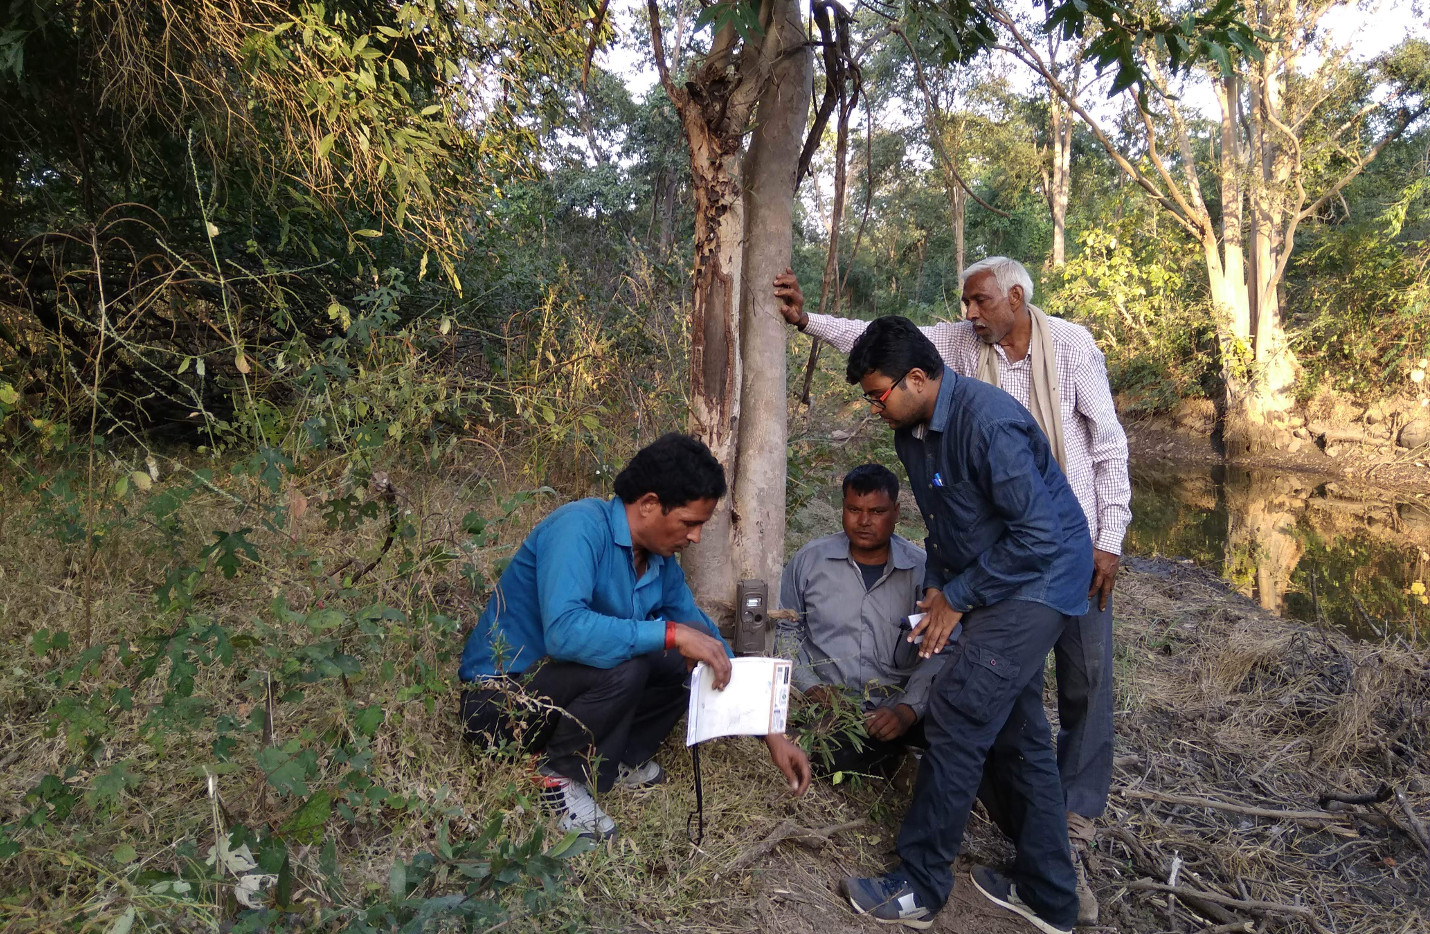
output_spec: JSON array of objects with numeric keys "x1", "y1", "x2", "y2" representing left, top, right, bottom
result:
[{"x1": 685, "y1": 657, "x2": 791, "y2": 745}]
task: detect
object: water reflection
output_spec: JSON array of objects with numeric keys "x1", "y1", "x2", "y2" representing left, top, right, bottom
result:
[{"x1": 1126, "y1": 464, "x2": 1430, "y2": 639}]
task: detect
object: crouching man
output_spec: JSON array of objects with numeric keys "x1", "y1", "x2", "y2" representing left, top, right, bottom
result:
[
  {"x1": 778, "y1": 464, "x2": 942, "y2": 778},
  {"x1": 457, "y1": 433, "x2": 811, "y2": 839}
]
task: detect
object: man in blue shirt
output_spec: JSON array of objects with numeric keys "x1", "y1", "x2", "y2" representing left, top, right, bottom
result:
[
  {"x1": 836, "y1": 318, "x2": 1091, "y2": 934},
  {"x1": 458, "y1": 433, "x2": 811, "y2": 839}
]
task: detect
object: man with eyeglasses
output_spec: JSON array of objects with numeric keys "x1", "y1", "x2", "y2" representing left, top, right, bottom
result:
[
  {"x1": 834, "y1": 316, "x2": 1091, "y2": 934},
  {"x1": 776, "y1": 258, "x2": 1128, "y2": 925},
  {"x1": 776, "y1": 464, "x2": 941, "y2": 779}
]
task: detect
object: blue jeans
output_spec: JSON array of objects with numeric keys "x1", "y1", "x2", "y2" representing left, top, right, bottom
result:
[
  {"x1": 1055, "y1": 596, "x2": 1115, "y2": 819},
  {"x1": 893, "y1": 600, "x2": 1078, "y2": 928}
]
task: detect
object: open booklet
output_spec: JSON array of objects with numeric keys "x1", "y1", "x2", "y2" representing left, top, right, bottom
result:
[{"x1": 685, "y1": 656, "x2": 792, "y2": 745}]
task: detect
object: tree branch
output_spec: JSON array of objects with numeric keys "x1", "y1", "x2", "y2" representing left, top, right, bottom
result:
[
  {"x1": 889, "y1": 24, "x2": 1009, "y2": 218},
  {"x1": 986, "y1": 7, "x2": 1201, "y2": 237}
]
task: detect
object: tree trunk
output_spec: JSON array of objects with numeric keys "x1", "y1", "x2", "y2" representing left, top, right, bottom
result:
[
  {"x1": 730, "y1": 0, "x2": 811, "y2": 619},
  {"x1": 1049, "y1": 95, "x2": 1071, "y2": 267},
  {"x1": 951, "y1": 183, "x2": 966, "y2": 278},
  {"x1": 1226, "y1": 50, "x2": 1299, "y2": 457},
  {"x1": 650, "y1": 0, "x2": 812, "y2": 635},
  {"x1": 679, "y1": 120, "x2": 744, "y2": 618}
]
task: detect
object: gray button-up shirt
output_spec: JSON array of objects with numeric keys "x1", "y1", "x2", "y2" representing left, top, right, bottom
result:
[{"x1": 777, "y1": 532, "x2": 945, "y2": 717}]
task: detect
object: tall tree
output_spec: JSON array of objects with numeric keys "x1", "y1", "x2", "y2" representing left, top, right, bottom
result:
[
  {"x1": 992, "y1": 0, "x2": 1429, "y2": 455},
  {"x1": 646, "y1": 0, "x2": 813, "y2": 629},
  {"x1": 644, "y1": 0, "x2": 1269, "y2": 627}
]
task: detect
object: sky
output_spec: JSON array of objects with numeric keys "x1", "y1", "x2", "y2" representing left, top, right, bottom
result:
[{"x1": 597, "y1": 0, "x2": 1428, "y2": 122}]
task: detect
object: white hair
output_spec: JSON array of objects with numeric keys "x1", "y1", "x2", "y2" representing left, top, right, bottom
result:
[{"x1": 960, "y1": 256, "x2": 1033, "y2": 306}]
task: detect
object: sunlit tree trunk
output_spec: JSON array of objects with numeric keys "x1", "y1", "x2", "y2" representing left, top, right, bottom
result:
[
  {"x1": 648, "y1": 0, "x2": 812, "y2": 632},
  {"x1": 951, "y1": 182, "x2": 966, "y2": 277}
]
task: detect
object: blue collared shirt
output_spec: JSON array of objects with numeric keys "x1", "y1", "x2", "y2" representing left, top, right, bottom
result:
[
  {"x1": 896, "y1": 367, "x2": 1092, "y2": 617},
  {"x1": 458, "y1": 496, "x2": 731, "y2": 680}
]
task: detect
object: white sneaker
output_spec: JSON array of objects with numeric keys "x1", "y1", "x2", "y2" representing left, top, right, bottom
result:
[
  {"x1": 616, "y1": 760, "x2": 665, "y2": 789},
  {"x1": 537, "y1": 771, "x2": 616, "y2": 840}
]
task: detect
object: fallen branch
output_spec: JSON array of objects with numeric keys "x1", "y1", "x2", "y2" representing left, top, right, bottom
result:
[
  {"x1": 1393, "y1": 785, "x2": 1430, "y2": 870},
  {"x1": 1318, "y1": 784, "x2": 1392, "y2": 808},
  {"x1": 1104, "y1": 825, "x2": 1236, "y2": 925},
  {"x1": 1120, "y1": 788, "x2": 1350, "y2": 824},
  {"x1": 1125, "y1": 881, "x2": 1333, "y2": 934},
  {"x1": 726, "y1": 818, "x2": 869, "y2": 873}
]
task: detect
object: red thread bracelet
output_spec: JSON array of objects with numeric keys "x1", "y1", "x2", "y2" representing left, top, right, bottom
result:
[{"x1": 664, "y1": 620, "x2": 677, "y2": 650}]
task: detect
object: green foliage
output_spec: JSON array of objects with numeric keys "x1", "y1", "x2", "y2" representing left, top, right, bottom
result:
[
  {"x1": 1290, "y1": 137, "x2": 1430, "y2": 398},
  {"x1": 1046, "y1": 226, "x2": 1216, "y2": 413},
  {"x1": 907, "y1": 0, "x2": 1265, "y2": 91}
]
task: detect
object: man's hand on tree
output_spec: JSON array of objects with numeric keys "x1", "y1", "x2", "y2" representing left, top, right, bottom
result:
[
  {"x1": 672, "y1": 623, "x2": 732, "y2": 689},
  {"x1": 865, "y1": 704, "x2": 916, "y2": 742},
  {"x1": 764, "y1": 733, "x2": 812, "y2": 795},
  {"x1": 1089, "y1": 549, "x2": 1120, "y2": 612},
  {"x1": 913, "y1": 588, "x2": 964, "y2": 659},
  {"x1": 773, "y1": 268, "x2": 806, "y2": 329}
]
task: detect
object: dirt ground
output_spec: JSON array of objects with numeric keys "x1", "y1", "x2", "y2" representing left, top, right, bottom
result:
[{"x1": 645, "y1": 559, "x2": 1429, "y2": 934}]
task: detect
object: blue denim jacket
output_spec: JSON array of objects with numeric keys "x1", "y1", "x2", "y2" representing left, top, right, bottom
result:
[
  {"x1": 895, "y1": 368, "x2": 1092, "y2": 617},
  {"x1": 458, "y1": 497, "x2": 731, "y2": 680}
]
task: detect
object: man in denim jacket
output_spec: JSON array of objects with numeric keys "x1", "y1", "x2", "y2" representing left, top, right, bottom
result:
[{"x1": 837, "y1": 317, "x2": 1092, "y2": 934}]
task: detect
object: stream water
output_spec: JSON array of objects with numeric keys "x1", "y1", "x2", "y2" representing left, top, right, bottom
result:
[{"x1": 1125, "y1": 461, "x2": 1430, "y2": 639}]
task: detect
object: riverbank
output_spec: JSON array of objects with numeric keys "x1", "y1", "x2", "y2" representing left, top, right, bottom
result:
[{"x1": 1125, "y1": 397, "x2": 1430, "y2": 495}]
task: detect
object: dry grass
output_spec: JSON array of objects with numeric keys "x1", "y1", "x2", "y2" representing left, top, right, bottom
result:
[
  {"x1": 1, "y1": 447, "x2": 1427, "y2": 934},
  {"x1": 1098, "y1": 559, "x2": 1430, "y2": 934}
]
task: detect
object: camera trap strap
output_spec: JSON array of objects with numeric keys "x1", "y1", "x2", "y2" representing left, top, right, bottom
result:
[{"x1": 685, "y1": 741, "x2": 705, "y2": 845}]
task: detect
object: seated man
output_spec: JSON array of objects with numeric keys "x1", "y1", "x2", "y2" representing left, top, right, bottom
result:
[
  {"x1": 778, "y1": 464, "x2": 942, "y2": 778},
  {"x1": 457, "y1": 433, "x2": 811, "y2": 839}
]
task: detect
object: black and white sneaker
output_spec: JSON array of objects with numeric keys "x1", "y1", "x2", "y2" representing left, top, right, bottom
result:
[
  {"x1": 536, "y1": 769, "x2": 616, "y2": 840},
  {"x1": 970, "y1": 865, "x2": 1074, "y2": 934},
  {"x1": 839, "y1": 874, "x2": 933, "y2": 929}
]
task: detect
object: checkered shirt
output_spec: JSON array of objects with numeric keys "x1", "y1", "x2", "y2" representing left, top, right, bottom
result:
[{"x1": 805, "y1": 312, "x2": 1132, "y2": 554}]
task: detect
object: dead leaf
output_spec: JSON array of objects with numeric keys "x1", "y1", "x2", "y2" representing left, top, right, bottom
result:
[{"x1": 288, "y1": 488, "x2": 309, "y2": 522}]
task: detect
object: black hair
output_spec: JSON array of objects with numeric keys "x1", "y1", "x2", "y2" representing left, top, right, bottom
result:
[
  {"x1": 843, "y1": 463, "x2": 899, "y2": 501},
  {"x1": 613, "y1": 433, "x2": 727, "y2": 508},
  {"x1": 845, "y1": 315, "x2": 944, "y2": 385}
]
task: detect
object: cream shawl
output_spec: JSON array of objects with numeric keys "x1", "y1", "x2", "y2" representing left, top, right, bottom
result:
[{"x1": 976, "y1": 304, "x2": 1067, "y2": 470}]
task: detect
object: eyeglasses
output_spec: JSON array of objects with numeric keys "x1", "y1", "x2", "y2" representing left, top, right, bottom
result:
[{"x1": 862, "y1": 372, "x2": 909, "y2": 411}]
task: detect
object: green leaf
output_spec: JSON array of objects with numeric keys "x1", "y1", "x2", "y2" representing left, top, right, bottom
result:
[
  {"x1": 87, "y1": 761, "x2": 142, "y2": 809},
  {"x1": 202, "y1": 529, "x2": 259, "y2": 579},
  {"x1": 31, "y1": 627, "x2": 70, "y2": 657},
  {"x1": 106, "y1": 907, "x2": 136, "y2": 934},
  {"x1": 352, "y1": 228, "x2": 382, "y2": 238},
  {"x1": 389, "y1": 859, "x2": 407, "y2": 899},
  {"x1": 352, "y1": 705, "x2": 385, "y2": 737},
  {"x1": 0, "y1": 381, "x2": 18, "y2": 406},
  {"x1": 316, "y1": 132, "x2": 336, "y2": 158},
  {"x1": 281, "y1": 790, "x2": 332, "y2": 844},
  {"x1": 256, "y1": 746, "x2": 315, "y2": 797},
  {"x1": 113, "y1": 843, "x2": 138, "y2": 864}
]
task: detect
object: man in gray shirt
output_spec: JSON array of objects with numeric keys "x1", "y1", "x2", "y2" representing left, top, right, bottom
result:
[{"x1": 778, "y1": 464, "x2": 943, "y2": 777}]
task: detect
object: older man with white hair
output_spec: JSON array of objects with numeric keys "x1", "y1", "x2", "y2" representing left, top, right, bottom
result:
[{"x1": 774, "y1": 257, "x2": 1130, "y2": 926}]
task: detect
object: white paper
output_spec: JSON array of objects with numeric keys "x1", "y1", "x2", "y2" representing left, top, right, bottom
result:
[{"x1": 685, "y1": 656, "x2": 792, "y2": 745}]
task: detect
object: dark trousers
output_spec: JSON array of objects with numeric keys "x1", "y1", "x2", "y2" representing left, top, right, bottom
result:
[
  {"x1": 893, "y1": 600, "x2": 1078, "y2": 928},
  {"x1": 458, "y1": 649, "x2": 690, "y2": 793},
  {"x1": 813, "y1": 719, "x2": 926, "y2": 780},
  {"x1": 1054, "y1": 595, "x2": 1115, "y2": 819}
]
